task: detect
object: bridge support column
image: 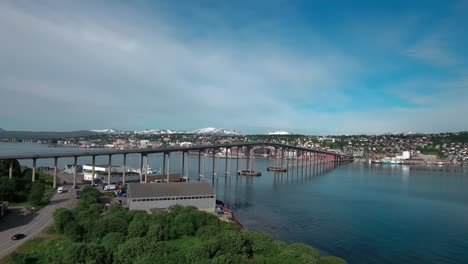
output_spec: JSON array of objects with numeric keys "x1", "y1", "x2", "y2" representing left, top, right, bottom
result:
[
  {"x1": 140, "y1": 154, "x2": 144, "y2": 183},
  {"x1": 32, "y1": 158, "x2": 36, "y2": 182},
  {"x1": 301, "y1": 150, "x2": 305, "y2": 175},
  {"x1": 202, "y1": 152, "x2": 206, "y2": 180},
  {"x1": 108, "y1": 155, "x2": 112, "y2": 186},
  {"x1": 122, "y1": 154, "x2": 126, "y2": 185},
  {"x1": 181, "y1": 151, "x2": 185, "y2": 179},
  {"x1": 162, "y1": 153, "x2": 166, "y2": 177},
  {"x1": 185, "y1": 152, "x2": 189, "y2": 179},
  {"x1": 73, "y1": 156, "x2": 77, "y2": 188},
  {"x1": 248, "y1": 148, "x2": 254, "y2": 171},
  {"x1": 212, "y1": 149, "x2": 216, "y2": 185},
  {"x1": 245, "y1": 147, "x2": 250, "y2": 171},
  {"x1": 198, "y1": 150, "x2": 202, "y2": 182},
  {"x1": 225, "y1": 148, "x2": 228, "y2": 178},
  {"x1": 53, "y1": 157, "x2": 58, "y2": 189},
  {"x1": 236, "y1": 147, "x2": 239, "y2": 174},
  {"x1": 91, "y1": 156, "x2": 95, "y2": 186},
  {"x1": 9, "y1": 160, "x2": 13, "y2": 178},
  {"x1": 166, "y1": 153, "x2": 171, "y2": 183},
  {"x1": 144, "y1": 154, "x2": 148, "y2": 183}
]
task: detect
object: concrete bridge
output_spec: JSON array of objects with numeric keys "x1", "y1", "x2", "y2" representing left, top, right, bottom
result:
[{"x1": 0, "y1": 142, "x2": 353, "y2": 188}]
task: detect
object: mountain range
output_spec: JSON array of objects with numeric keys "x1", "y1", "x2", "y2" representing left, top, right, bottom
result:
[{"x1": 0, "y1": 127, "x2": 293, "y2": 139}]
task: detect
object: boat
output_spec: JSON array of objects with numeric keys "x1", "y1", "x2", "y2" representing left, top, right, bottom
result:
[
  {"x1": 381, "y1": 159, "x2": 402, "y2": 165},
  {"x1": 238, "y1": 170, "x2": 261, "y2": 176},
  {"x1": 267, "y1": 167, "x2": 287, "y2": 172}
]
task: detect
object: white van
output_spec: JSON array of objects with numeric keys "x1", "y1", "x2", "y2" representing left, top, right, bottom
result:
[
  {"x1": 104, "y1": 184, "x2": 117, "y2": 191},
  {"x1": 57, "y1": 186, "x2": 64, "y2": 194}
]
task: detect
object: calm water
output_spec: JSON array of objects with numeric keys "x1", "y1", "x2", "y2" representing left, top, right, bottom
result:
[{"x1": 1, "y1": 143, "x2": 468, "y2": 264}]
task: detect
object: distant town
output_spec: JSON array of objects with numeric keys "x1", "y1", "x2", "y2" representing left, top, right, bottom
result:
[{"x1": 2, "y1": 128, "x2": 468, "y2": 165}]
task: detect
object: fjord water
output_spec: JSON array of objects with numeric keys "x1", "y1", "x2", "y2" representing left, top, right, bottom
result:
[{"x1": 2, "y1": 143, "x2": 468, "y2": 264}]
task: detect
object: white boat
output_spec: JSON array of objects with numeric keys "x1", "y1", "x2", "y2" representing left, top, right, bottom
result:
[
  {"x1": 131, "y1": 166, "x2": 161, "y2": 175},
  {"x1": 381, "y1": 159, "x2": 402, "y2": 165}
]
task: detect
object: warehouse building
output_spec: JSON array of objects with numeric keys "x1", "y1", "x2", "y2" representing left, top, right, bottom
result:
[{"x1": 127, "y1": 182, "x2": 215, "y2": 212}]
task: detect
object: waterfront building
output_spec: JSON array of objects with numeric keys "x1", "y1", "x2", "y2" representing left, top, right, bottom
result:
[
  {"x1": 82, "y1": 164, "x2": 139, "y2": 183},
  {"x1": 126, "y1": 182, "x2": 215, "y2": 212}
]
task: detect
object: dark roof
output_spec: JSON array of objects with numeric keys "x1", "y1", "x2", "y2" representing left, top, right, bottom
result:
[{"x1": 128, "y1": 182, "x2": 214, "y2": 198}]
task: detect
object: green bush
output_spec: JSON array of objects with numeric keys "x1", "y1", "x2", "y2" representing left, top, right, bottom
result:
[
  {"x1": 53, "y1": 208, "x2": 75, "y2": 233},
  {"x1": 318, "y1": 256, "x2": 348, "y2": 264},
  {"x1": 29, "y1": 182, "x2": 45, "y2": 206}
]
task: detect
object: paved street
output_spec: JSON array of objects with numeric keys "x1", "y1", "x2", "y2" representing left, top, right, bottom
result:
[{"x1": 0, "y1": 185, "x2": 76, "y2": 259}]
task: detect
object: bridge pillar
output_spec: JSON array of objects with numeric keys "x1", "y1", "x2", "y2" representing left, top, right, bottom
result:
[
  {"x1": 32, "y1": 158, "x2": 36, "y2": 182},
  {"x1": 225, "y1": 148, "x2": 229, "y2": 178},
  {"x1": 108, "y1": 155, "x2": 112, "y2": 186},
  {"x1": 166, "y1": 153, "x2": 171, "y2": 183},
  {"x1": 122, "y1": 154, "x2": 127, "y2": 185},
  {"x1": 91, "y1": 156, "x2": 95, "y2": 186},
  {"x1": 198, "y1": 150, "x2": 202, "y2": 182},
  {"x1": 144, "y1": 154, "x2": 148, "y2": 183},
  {"x1": 212, "y1": 148, "x2": 216, "y2": 185},
  {"x1": 245, "y1": 147, "x2": 250, "y2": 171},
  {"x1": 182, "y1": 151, "x2": 185, "y2": 179},
  {"x1": 9, "y1": 160, "x2": 13, "y2": 178},
  {"x1": 73, "y1": 156, "x2": 77, "y2": 188},
  {"x1": 186, "y1": 152, "x2": 189, "y2": 179},
  {"x1": 53, "y1": 157, "x2": 58, "y2": 189},
  {"x1": 202, "y1": 151, "x2": 206, "y2": 180},
  {"x1": 236, "y1": 147, "x2": 239, "y2": 174},
  {"x1": 140, "y1": 154, "x2": 144, "y2": 183},
  {"x1": 301, "y1": 149, "x2": 304, "y2": 175},
  {"x1": 162, "y1": 153, "x2": 166, "y2": 177},
  {"x1": 249, "y1": 148, "x2": 254, "y2": 171},
  {"x1": 281, "y1": 148, "x2": 284, "y2": 168}
]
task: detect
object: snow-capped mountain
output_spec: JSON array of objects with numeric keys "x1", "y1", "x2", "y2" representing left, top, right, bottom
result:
[
  {"x1": 135, "y1": 129, "x2": 178, "y2": 135},
  {"x1": 90, "y1": 128, "x2": 121, "y2": 134},
  {"x1": 192, "y1": 127, "x2": 242, "y2": 136},
  {"x1": 268, "y1": 130, "x2": 291, "y2": 135}
]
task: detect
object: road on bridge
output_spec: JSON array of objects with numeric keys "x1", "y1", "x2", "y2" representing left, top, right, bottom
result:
[{"x1": 0, "y1": 185, "x2": 76, "y2": 259}]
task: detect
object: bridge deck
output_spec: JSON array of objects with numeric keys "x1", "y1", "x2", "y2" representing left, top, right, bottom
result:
[{"x1": 0, "y1": 142, "x2": 353, "y2": 160}]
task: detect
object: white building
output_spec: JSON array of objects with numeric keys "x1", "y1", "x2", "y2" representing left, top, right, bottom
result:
[
  {"x1": 82, "y1": 164, "x2": 139, "y2": 183},
  {"x1": 127, "y1": 182, "x2": 215, "y2": 212}
]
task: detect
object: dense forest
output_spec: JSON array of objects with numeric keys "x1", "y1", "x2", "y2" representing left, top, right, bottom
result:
[{"x1": 6, "y1": 187, "x2": 347, "y2": 264}]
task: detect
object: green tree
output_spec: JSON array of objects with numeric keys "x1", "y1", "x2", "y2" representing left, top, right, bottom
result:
[
  {"x1": 101, "y1": 232, "x2": 125, "y2": 254},
  {"x1": 0, "y1": 159, "x2": 21, "y2": 178},
  {"x1": 217, "y1": 230, "x2": 253, "y2": 258},
  {"x1": 64, "y1": 221, "x2": 84, "y2": 242},
  {"x1": 127, "y1": 214, "x2": 149, "y2": 238},
  {"x1": 318, "y1": 256, "x2": 348, "y2": 264},
  {"x1": 91, "y1": 214, "x2": 129, "y2": 241},
  {"x1": 274, "y1": 243, "x2": 320, "y2": 264},
  {"x1": 0, "y1": 177, "x2": 16, "y2": 201},
  {"x1": 29, "y1": 181, "x2": 45, "y2": 206},
  {"x1": 53, "y1": 208, "x2": 75, "y2": 233}
]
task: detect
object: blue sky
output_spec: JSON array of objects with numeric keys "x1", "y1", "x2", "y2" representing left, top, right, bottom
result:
[{"x1": 0, "y1": 0, "x2": 467, "y2": 134}]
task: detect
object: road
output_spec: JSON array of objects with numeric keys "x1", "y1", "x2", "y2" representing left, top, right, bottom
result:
[{"x1": 0, "y1": 185, "x2": 76, "y2": 259}]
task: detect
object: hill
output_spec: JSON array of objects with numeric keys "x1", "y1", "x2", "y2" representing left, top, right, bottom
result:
[{"x1": 0, "y1": 130, "x2": 99, "y2": 140}]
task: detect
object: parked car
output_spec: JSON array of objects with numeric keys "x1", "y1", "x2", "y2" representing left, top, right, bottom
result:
[
  {"x1": 57, "y1": 186, "x2": 64, "y2": 194},
  {"x1": 104, "y1": 184, "x2": 119, "y2": 191},
  {"x1": 11, "y1": 234, "x2": 26, "y2": 240}
]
